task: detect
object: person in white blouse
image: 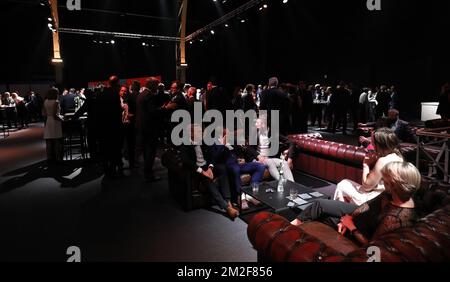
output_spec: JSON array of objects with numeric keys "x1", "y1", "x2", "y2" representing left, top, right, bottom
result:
[{"x1": 334, "y1": 128, "x2": 404, "y2": 206}]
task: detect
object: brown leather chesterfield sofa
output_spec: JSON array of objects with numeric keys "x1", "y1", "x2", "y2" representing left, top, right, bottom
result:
[
  {"x1": 247, "y1": 178, "x2": 450, "y2": 262},
  {"x1": 291, "y1": 137, "x2": 367, "y2": 184}
]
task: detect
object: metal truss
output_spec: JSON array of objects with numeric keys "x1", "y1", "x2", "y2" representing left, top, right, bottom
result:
[
  {"x1": 58, "y1": 28, "x2": 180, "y2": 42},
  {"x1": 186, "y1": 0, "x2": 263, "y2": 42}
]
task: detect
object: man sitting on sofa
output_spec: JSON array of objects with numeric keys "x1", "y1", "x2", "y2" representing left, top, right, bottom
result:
[
  {"x1": 212, "y1": 128, "x2": 266, "y2": 210},
  {"x1": 360, "y1": 109, "x2": 416, "y2": 147},
  {"x1": 181, "y1": 124, "x2": 240, "y2": 219},
  {"x1": 239, "y1": 118, "x2": 296, "y2": 182}
]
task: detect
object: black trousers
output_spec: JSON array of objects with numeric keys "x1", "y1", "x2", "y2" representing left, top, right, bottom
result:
[
  {"x1": 297, "y1": 199, "x2": 358, "y2": 227},
  {"x1": 124, "y1": 122, "x2": 136, "y2": 167},
  {"x1": 311, "y1": 104, "x2": 323, "y2": 127},
  {"x1": 202, "y1": 164, "x2": 232, "y2": 210},
  {"x1": 142, "y1": 132, "x2": 158, "y2": 180},
  {"x1": 332, "y1": 110, "x2": 348, "y2": 133},
  {"x1": 99, "y1": 129, "x2": 123, "y2": 176},
  {"x1": 86, "y1": 125, "x2": 100, "y2": 161}
]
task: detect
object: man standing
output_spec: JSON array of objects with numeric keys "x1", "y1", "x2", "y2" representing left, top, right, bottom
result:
[
  {"x1": 97, "y1": 76, "x2": 123, "y2": 177},
  {"x1": 205, "y1": 78, "x2": 232, "y2": 119},
  {"x1": 376, "y1": 85, "x2": 391, "y2": 119},
  {"x1": 311, "y1": 84, "x2": 324, "y2": 129},
  {"x1": 260, "y1": 77, "x2": 291, "y2": 135},
  {"x1": 137, "y1": 78, "x2": 163, "y2": 183},
  {"x1": 297, "y1": 81, "x2": 311, "y2": 133},
  {"x1": 332, "y1": 82, "x2": 351, "y2": 135},
  {"x1": 60, "y1": 88, "x2": 77, "y2": 115}
]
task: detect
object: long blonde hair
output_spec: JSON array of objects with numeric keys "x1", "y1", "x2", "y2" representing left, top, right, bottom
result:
[{"x1": 373, "y1": 128, "x2": 402, "y2": 158}]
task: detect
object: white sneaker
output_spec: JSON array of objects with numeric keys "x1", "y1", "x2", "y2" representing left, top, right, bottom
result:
[{"x1": 241, "y1": 200, "x2": 250, "y2": 210}]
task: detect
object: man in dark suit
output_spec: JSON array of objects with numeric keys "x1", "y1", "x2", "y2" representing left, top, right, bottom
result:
[
  {"x1": 260, "y1": 77, "x2": 291, "y2": 135},
  {"x1": 331, "y1": 82, "x2": 351, "y2": 135},
  {"x1": 181, "y1": 124, "x2": 239, "y2": 219},
  {"x1": 211, "y1": 129, "x2": 266, "y2": 209},
  {"x1": 437, "y1": 83, "x2": 450, "y2": 120},
  {"x1": 205, "y1": 79, "x2": 232, "y2": 118},
  {"x1": 138, "y1": 78, "x2": 165, "y2": 183},
  {"x1": 122, "y1": 81, "x2": 140, "y2": 169},
  {"x1": 297, "y1": 81, "x2": 311, "y2": 133},
  {"x1": 96, "y1": 76, "x2": 123, "y2": 177},
  {"x1": 165, "y1": 81, "x2": 188, "y2": 111},
  {"x1": 387, "y1": 109, "x2": 416, "y2": 143},
  {"x1": 60, "y1": 88, "x2": 77, "y2": 115},
  {"x1": 376, "y1": 85, "x2": 391, "y2": 119}
]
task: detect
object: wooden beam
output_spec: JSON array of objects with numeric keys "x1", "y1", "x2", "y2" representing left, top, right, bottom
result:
[{"x1": 177, "y1": 0, "x2": 188, "y2": 82}]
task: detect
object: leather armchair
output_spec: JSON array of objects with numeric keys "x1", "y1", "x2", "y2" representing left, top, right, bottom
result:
[{"x1": 161, "y1": 148, "x2": 271, "y2": 211}]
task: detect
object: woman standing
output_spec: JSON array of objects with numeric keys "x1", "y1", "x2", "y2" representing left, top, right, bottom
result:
[{"x1": 43, "y1": 88, "x2": 63, "y2": 164}]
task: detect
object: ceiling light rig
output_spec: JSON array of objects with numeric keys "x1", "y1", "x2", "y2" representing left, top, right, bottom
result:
[
  {"x1": 59, "y1": 28, "x2": 180, "y2": 42},
  {"x1": 185, "y1": 0, "x2": 292, "y2": 42}
]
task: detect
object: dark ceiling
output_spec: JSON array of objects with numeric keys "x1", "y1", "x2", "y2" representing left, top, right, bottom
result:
[{"x1": 1, "y1": 0, "x2": 450, "y2": 118}]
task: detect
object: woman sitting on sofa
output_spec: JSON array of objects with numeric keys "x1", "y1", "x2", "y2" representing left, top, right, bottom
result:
[
  {"x1": 291, "y1": 162, "x2": 420, "y2": 246},
  {"x1": 334, "y1": 128, "x2": 403, "y2": 205}
]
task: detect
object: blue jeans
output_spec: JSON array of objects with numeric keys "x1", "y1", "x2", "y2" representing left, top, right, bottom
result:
[{"x1": 227, "y1": 162, "x2": 266, "y2": 193}]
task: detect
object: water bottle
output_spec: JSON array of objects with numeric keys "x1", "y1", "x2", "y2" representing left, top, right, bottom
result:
[{"x1": 277, "y1": 170, "x2": 285, "y2": 193}]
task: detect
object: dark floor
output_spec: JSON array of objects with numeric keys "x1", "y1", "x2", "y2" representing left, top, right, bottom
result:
[
  {"x1": 0, "y1": 124, "x2": 256, "y2": 262},
  {"x1": 0, "y1": 123, "x2": 357, "y2": 262}
]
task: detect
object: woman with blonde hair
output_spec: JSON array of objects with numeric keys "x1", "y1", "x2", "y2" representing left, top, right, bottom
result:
[
  {"x1": 334, "y1": 128, "x2": 403, "y2": 205},
  {"x1": 291, "y1": 162, "x2": 420, "y2": 246}
]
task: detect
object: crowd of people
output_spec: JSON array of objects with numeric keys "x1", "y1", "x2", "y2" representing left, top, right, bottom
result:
[
  {"x1": 37, "y1": 75, "x2": 412, "y2": 184},
  {"x1": 1, "y1": 91, "x2": 44, "y2": 129},
  {"x1": 26, "y1": 74, "x2": 432, "y2": 245}
]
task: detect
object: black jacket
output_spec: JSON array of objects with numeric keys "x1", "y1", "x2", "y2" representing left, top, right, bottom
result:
[
  {"x1": 260, "y1": 88, "x2": 291, "y2": 134},
  {"x1": 181, "y1": 145, "x2": 215, "y2": 173}
]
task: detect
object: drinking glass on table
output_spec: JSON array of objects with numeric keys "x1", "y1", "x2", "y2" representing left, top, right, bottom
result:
[
  {"x1": 252, "y1": 182, "x2": 260, "y2": 193},
  {"x1": 289, "y1": 187, "x2": 298, "y2": 200}
]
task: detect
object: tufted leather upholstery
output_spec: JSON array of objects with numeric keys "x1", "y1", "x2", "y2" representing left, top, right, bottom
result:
[
  {"x1": 291, "y1": 137, "x2": 367, "y2": 184},
  {"x1": 248, "y1": 180, "x2": 450, "y2": 262}
]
